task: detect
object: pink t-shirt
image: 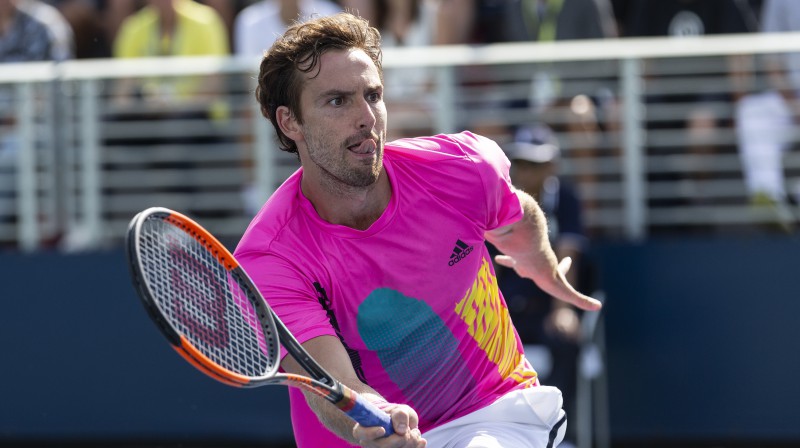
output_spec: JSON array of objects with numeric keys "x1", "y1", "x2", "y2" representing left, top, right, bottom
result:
[{"x1": 235, "y1": 132, "x2": 539, "y2": 447}]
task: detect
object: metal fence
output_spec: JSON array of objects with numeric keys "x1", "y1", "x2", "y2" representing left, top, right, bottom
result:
[{"x1": 3, "y1": 32, "x2": 800, "y2": 252}]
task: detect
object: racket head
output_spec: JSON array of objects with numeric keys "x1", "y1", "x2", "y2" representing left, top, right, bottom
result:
[{"x1": 126, "y1": 207, "x2": 281, "y2": 387}]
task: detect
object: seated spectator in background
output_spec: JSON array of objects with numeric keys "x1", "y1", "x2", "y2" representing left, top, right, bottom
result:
[
  {"x1": 234, "y1": 0, "x2": 342, "y2": 58},
  {"x1": 233, "y1": 0, "x2": 342, "y2": 216},
  {"x1": 620, "y1": 0, "x2": 757, "y2": 207},
  {"x1": 202, "y1": 0, "x2": 248, "y2": 45},
  {"x1": 339, "y1": 0, "x2": 435, "y2": 47},
  {"x1": 110, "y1": 0, "x2": 232, "y2": 221},
  {"x1": 44, "y1": 0, "x2": 137, "y2": 59},
  {"x1": 1, "y1": 0, "x2": 72, "y2": 62},
  {"x1": 496, "y1": 123, "x2": 588, "y2": 448},
  {"x1": 435, "y1": 0, "x2": 617, "y2": 47},
  {"x1": 112, "y1": 0, "x2": 229, "y2": 110},
  {"x1": 339, "y1": 0, "x2": 439, "y2": 140},
  {"x1": 19, "y1": 0, "x2": 74, "y2": 60},
  {"x1": 434, "y1": 0, "x2": 618, "y2": 216},
  {"x1": 736, "y1": 0, "x2": 799, "y2": 232},
  {"x1": 1, "y1": 0, "x2": 73, "y2": 228}
]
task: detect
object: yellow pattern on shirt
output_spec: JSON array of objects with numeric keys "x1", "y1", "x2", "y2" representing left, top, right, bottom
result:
[{"x1": 455, "y1": 258, "x2": 538, "y2": 384}]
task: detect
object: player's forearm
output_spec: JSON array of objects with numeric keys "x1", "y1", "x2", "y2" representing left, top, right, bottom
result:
[
  {"x1": 490, "y1": 191, "x2": 602, "y2": 311},
  {"x1": 303, "y1": 386, "x2": 387, "y2": 444},
  {"x1": 305, "y1": 391, "x2": 361, "y2": 443}
]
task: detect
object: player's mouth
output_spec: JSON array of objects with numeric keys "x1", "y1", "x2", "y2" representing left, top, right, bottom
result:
[{"x1": 347, "y1": 138, "x2": 377, "y2": 155}]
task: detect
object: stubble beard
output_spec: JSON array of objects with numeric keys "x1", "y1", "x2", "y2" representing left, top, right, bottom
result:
[{"x1": 305, "y1": 129, "x2": 384, "y2": 191}]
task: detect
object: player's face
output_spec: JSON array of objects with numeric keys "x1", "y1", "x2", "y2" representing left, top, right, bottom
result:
[{"x1": 294, "y1": 48, "x2": 387, "y2": 189}]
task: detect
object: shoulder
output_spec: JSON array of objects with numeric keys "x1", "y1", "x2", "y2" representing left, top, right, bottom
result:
[
  {"x1": 13, "y1": 10, "x2": 37, "y2": 30},
  {"x1": 387, "y1": 131, "x2": 507, "y2": 163},
  {"x1": 13, "y1": 7, "x2": 50, "y2": 33},
  {"x1": 116, "y1": 7, "x2": 157, "y2": 41},
  {"x1": 122, "y1": 6, "x2": 157, "y2": 28},
  {"x1": 177, "y1": 0, "x2": 225, "y2": 26},
  {"x1": 386, "y1": 132, "x2": 511, "y2": 191},
  {"x1": 17, "y1": 1, "x2": 62, "y2": 30}
]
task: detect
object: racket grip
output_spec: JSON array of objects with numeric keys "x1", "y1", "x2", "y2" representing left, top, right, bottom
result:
[{"x1": 340, "y1": 390, "x2": 394, "y2": 436}]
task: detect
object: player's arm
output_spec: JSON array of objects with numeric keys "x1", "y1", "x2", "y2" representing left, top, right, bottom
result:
[
  {"x1": 485, "y1": 189, "x2": 602, "y2": 312},
  {"x1": 280, "y1": 335, "x2": 426, "y2": 447}
]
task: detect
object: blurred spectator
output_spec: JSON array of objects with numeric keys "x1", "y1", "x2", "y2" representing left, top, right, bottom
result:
[
  {"x1": 340, "y1": 0, "x2": 436, "y2": 46},
  {"x1": 433, "y1": 0, "x2": 619, "y2": 140},
  {"x1": 1, "y1": 0, "x2": 72, "y2": 62},
  {"x1": 735, "y1": 0, "x2": 800, "y2": 232},
  {"x1": 621, "y1": 0, "x2": 753, "y2": 38},
  {"x1": 619, "y1": 0, "x2": 757, "y2": 219},
  {"x1": 1, "y1": 0, "x2": 72, "y2": 235},
  {"x1": 497, "y1": 122, "x2": 588, "y2": 448},
  {"x1": 202, "y1": 0, "x2": 249, "y2": 45},
  {"x1": 435, "y1": 0, "x2": 617, "y2": 46},
  {"x1": 340, "y1": 0, "x2": 441, "y2": 47},
  {"x1": 233, "y1": 0, "x2": 342, "y2": 215},
  {"x1": 109, "y1": 0, "x2": 232, "y2": 221},
  {"x1": 43, "y1": 0, "x2": 137, "y2": 59},
  {"x1": 233, "y1": 0, "x2": 342, "y2": 58},
  {"x1": 435, "y1": 0, "x2": 618, "y2": 218},
  {"x1": 19, "y1": 0, "x2": 74, "y2": 60},
  {"x1": 338, "y1": 0, "x2": 439, "y2": 140},
  {"x1": 112, "y1": 0, "x2": 230, "y2": 108}
]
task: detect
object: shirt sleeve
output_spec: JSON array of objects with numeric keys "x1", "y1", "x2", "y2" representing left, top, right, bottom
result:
[
  {"x1": 444, "y1": 131, "x2": 523, "y2": 232},
  {"x1": 235, "y1": 250, "x2": 337, "y2": 362}
]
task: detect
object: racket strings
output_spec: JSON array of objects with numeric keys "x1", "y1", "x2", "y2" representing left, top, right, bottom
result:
[{"x1": 139, "y1": 218, "x2": 279, "y2": 378}]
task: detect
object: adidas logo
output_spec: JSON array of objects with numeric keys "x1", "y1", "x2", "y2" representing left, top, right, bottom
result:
[{"x1": 448, "y1": 239, "x2": 474, "y2": 267}]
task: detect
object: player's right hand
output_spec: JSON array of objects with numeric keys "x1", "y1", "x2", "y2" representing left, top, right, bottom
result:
[{"x1": 353, "y1": 403, "x2": 426, "y2": 447}]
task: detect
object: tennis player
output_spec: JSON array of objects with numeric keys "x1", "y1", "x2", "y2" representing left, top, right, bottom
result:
[{"x1": 234, "y1": 12, "x2": 602, "y2": 448}]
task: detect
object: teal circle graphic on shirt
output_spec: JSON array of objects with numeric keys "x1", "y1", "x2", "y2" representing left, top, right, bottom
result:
[{"x1": 358, "y1": 288, "x2": 476, "y2": 414}]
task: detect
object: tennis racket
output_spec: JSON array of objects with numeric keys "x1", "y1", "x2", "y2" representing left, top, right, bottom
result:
[{"x1": 126, "y1": 206, "x2": 393, "y2": 435}]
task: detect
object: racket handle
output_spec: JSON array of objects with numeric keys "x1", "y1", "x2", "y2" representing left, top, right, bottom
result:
[{"x1": 339, "y1": 389, "x2": 395, "y2": 436}]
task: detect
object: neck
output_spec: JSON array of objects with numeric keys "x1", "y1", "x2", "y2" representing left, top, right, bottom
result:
[
  {"x1": 158, "y1": 2, "x2": 177, "y2": 36},
  {"x1": 301, "y1": 170, "x2": 391, "y2": 231}
]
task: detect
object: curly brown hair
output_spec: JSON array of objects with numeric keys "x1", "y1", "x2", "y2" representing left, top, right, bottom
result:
[{"x1": 255, "y1": 12, "x2": 384, "y2": 154}]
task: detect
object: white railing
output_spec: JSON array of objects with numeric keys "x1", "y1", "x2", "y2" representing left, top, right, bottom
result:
[{"x1": 2, "y1": 32, "x2": 800, "y2": 251}]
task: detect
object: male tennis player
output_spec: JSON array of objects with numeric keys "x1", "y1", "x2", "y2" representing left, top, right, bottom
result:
[{"x1": 234, "y1": 12, "x2": 602, "y2": 448}]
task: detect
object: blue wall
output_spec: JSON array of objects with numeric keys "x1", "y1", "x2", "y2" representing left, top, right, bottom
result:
[
  {"x1": 595, "y1": 237, "x2": 800, "y2": 444},
  {"x1": 1, "y1": 238, "x2": 799, "y2": 445},
  {"x1": 0, "y1": 250, "x2": 294, "y2": 445}
]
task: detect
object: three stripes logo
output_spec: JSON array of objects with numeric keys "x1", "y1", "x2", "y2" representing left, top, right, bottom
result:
[{"x1": 448, "y1": 239, "x2": 474, "y2": 267}]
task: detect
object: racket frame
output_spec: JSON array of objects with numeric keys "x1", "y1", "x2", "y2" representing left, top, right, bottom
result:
[{"x1": 126, "y1": 207, "x2": 393, "y2": 433}]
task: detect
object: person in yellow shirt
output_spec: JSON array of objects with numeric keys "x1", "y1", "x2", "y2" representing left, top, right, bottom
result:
[
  {"x1": 109, "y1": 0, "x2": 232, "y2": 221},
  {"x1": 113, "y1": 0, "x2": 229, "y2": 110}
]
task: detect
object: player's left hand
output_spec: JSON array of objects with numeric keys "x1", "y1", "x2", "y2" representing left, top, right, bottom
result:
[
  {"x1": 494, "y1": 255, "x2": 602, "y2": 311},
  {"x1": 353, "y1": 403, "x2": 426, "y2": 447}
]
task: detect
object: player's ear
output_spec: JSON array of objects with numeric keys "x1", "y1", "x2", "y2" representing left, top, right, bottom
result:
[{"x1": 276, "y1": 106, "x2": 303, "y2": 142}]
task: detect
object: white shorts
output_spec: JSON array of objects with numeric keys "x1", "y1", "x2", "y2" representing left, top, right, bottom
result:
[{"x1": 422, "y1": 386, "x2": 567, "y2": 448}]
